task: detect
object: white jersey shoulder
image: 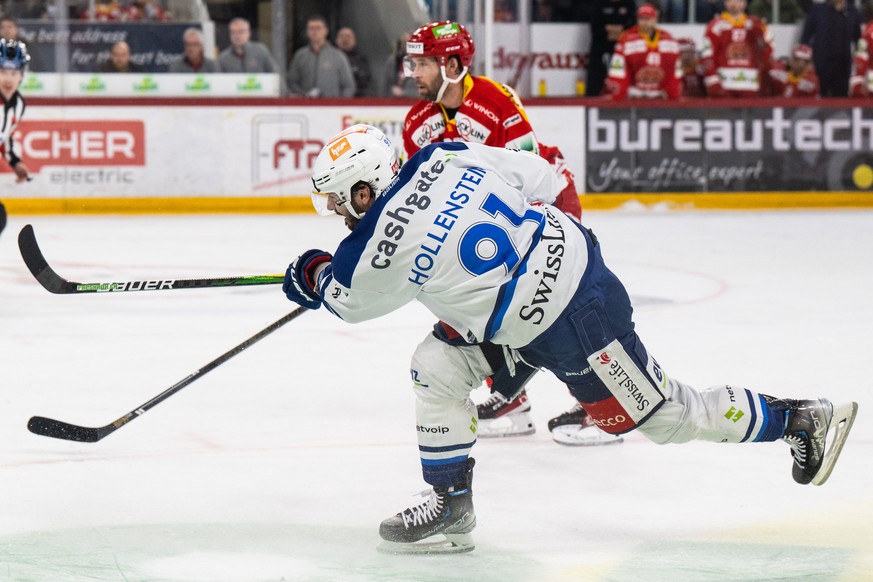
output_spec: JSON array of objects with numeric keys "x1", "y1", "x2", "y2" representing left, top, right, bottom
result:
[{"x1": 319, "y1": 142, "x2": 588, "y2": 347}]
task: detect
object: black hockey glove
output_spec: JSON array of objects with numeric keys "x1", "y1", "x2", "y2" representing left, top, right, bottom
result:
[{"x1": 283, "y1": 249, "x2": 332, "y2": 310}]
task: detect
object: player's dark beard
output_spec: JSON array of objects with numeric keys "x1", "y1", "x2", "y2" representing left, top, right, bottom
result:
[{"x1": 420, "y1": 77, "x2": 441, "y2": 101}]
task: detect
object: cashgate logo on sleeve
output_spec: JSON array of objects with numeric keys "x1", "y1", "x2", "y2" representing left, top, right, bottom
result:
[{"x1": 8, "y1": 120, "x2": 146, "y2": 172}]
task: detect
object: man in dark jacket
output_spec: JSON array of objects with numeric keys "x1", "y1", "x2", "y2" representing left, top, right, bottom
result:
[
  {"x1": 801, "y1": 0, "x2": 861, "y2": 97},
  {"x1": 586, "y1": 0, "x2": 636, "y2": 97},
  {"x1": 336, "y1": 26, "x2": 371, "y2": 97}
]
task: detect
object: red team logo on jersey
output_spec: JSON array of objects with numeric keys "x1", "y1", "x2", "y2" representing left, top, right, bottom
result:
[{"x1": 598, "y1": 352, "x2": 611, "y2": 365}]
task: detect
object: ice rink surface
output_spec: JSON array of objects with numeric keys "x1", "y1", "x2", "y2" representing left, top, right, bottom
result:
[{"x1": 1, "y1": 209, "x2": 871, "y2": 582}]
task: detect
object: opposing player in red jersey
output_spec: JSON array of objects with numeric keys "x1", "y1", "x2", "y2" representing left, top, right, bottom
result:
[
  {"x1": 850, "y1": 21, "x2": 873, "y2": 97},
  {"x1": 604, "y1": 3, "x2": 682, "y2": 100},
  {"x1": 700, "y1": 0, "x2": 772, "y2": 98},
  {"x1": 678, "y1": 37, "x2": 707, "y2": 98},
  {"x1": 402, "y1": 21, "x2": 620, "y2": 446},
  {"x1": 768, "y1": 44, "x2": 819, "y2": 98}
]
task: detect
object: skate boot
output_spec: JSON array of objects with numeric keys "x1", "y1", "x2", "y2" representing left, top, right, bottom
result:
[
  {"x1": 780, "y1": 398, "x2": 858, "y2": 486},
  {"x1": 548, "y1": 403, "x2": 624, "y2": 447},
  {"x1": 378, "y1": 459, "x2": 476, "y2": 554},
  {"x1": 476, "y1": 389, "x2": 535, "y2": 438}
]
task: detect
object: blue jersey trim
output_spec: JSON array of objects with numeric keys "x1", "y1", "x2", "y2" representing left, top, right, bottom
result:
[
  {"x1": 740, "y1": 389, "x2": 759, "y2": 443},
  {"x1": 484, "y1": 217, "x2": 545, "y2": 341},
  {"x1": 421, "y1": 454, "x2": 469, "y2": 466},
  {"x1": 753, "y1": 394, "x2": 770, "y2": 442},
  {"x1": 418, "y1": 440, "x2": 476, "y2": 453},
  {"x1": 330, "y1": 209, "x2": 382, "y2": 288}
]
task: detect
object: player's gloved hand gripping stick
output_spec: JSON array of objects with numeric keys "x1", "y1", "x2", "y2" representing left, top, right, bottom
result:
[{"x1": 282, "y1": 249, "x2": 332, "y2": 310}]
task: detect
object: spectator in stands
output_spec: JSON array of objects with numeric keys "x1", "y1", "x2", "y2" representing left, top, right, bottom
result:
[
  {"x1": 21, "y1": 0, "x2": 50, "y2": 19},
  {"x1": 0, "y1": 17, "x2": 19, "y2": 40},
  {"x1": 494, "y1": 0, "x2": 517, "y2": 21},
  {"x1": 124, "y1": 0, "x2": 171, "y2": 22},
  {"x1": 533, "y1": 0, "x2": 588, "y2": 20},
  {"x1": 678, "y1": 38, "x2": 707, "y2": 97},
  {"x1": 82, "y1": 1, "x2": 122, "y2": 21},
  {"x1": 287, "y1": 14, "x2": 355, "y2": 98},
  {"x1": 695, "y1": 0, "x2": 725, "y2": 22},
  {"x1": 850, "y1": 19, "x2": 873, "y2": 96},
  {"x1": 860, "y1": 1, "x2": 873, "y2": 23},
  {"x1": 701, "y1": 0, "x2": 772, "y2": 97},
  {"x1": 604, "y1": 4, "x2": 682, "y2": 100},
  {"x1": 382, "y1": 32, "x2": 419, "y2": 98},
  {"x1": 80, "y1": 0, "x2": 167, "y2": 21},
  {"x1": 660, "y1": 0, "x2": 687, "y2": 22},
  {"x1": 767, "y1": 44, "x2": 819, "y2": 96},
  {"x1": 336, "y1": 26, "x2": 371, "y2": 97},
  {"x1": 801, "y1": 0, "x2": 860, "y2": 97},
  {"x1": 748, "y1": 0, "x2": 805, "y2": 23},
  {"x1": 218, "y1": 17, "x2": 278, "y2": 74},
  {"x1": 587, "y1": 0, "x2": 637, "y2": 96},
  {"x1": 99, "y1": 41, "x2": 141, "y2": 73},
  {"x1": 170, "y1": 28, "x2": 219, "y2": 73}
]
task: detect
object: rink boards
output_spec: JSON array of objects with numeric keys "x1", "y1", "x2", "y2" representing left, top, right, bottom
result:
[{"x1": 3, "y1": 97, "x2": 872, "y2": 214}]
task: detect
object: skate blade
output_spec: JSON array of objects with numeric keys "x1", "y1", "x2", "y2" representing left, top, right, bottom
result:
[
  {"x1": 377, "y1": 533, "x2": 474, "y2": 555},
  {"x1": 811, "y1": 401, "x2": 858, "y2": 486},
  {"x1": 476, "y1": 414, "x2": 535, "y2": 439},
  {"x1": 551, "y1": 424, "x2": 624, "y2": 447}
]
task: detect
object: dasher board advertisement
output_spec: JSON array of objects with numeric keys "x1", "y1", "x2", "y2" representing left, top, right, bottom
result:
[{"x1": 586, "y1": 105, "x2": 873, "y2": 193}]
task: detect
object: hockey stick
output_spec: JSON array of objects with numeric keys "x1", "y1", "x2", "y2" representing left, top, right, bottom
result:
[
  {"x1": 27, "y1": 306, "x2": 308, "y2": 442},
  {"x1": 18, "y1": 224, "x2": 284, "y2": 294}
]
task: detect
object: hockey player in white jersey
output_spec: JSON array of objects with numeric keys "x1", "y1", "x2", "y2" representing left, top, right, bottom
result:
[{"x1": 282, "y1": 124, "x2": 858, "y2": 555}]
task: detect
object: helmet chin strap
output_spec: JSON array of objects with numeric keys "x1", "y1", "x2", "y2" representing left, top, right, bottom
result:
[
  {"x1": 344, "y1": 200, "x2": 365, "y2": 220},
  {"x1": 434, "y1": 65, "x2": 468, "y2": 103}
]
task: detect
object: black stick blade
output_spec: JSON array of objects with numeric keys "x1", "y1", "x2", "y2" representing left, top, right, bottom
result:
[
  {"x1": 28, "y1": 416, "x2": 105, "y2": 442},
  {"x1": 18, "y1": 224, "x2": 76, "y2": 294}
]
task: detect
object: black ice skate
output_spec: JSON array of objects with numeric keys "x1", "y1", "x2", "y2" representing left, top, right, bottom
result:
[
  {"x1": 476, "y1": 389, "x2": 535, "y2": 438},
  {"x1": 780, "y1": 398, "x2": 858, "y2": 486},
  {"x1": 378, "y1": 459, "x2": 476, "y2": 554},
  {"x1": 547, "y1": 403, "x2": 624, "y2": 447}
]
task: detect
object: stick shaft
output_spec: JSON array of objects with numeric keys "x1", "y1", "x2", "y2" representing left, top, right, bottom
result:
[
  {"x1": 27, "y1": 307, "x2": 308, "y2": 442},
  {"x1": 18, "y1": 224, "x2": 283, "y2": 294}
]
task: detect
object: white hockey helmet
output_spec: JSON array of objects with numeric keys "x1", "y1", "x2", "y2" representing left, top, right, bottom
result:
[{"x1": 311, "y1": 124, "x2": 400, "y2": 218}]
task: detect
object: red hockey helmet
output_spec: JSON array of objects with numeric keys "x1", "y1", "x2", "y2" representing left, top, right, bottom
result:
[{"x1": 406, "y1": 21, "x2": 475, "y2": 68}]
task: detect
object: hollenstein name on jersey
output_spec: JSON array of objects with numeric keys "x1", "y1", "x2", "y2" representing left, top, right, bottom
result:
[{"x1": 370, "y1": 153, "x2": 487, "y2": 287}]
